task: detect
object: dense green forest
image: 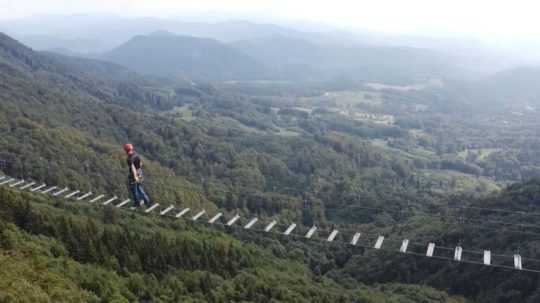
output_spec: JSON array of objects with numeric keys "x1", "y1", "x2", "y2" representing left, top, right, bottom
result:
[
  {"x1": 0, "y1": 186, "x2": 466, "y2": 302},
  {"x1": 2, "y1": 30, "x2": 540, "y2": 302}
]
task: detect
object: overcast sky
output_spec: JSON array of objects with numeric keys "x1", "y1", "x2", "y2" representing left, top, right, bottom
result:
[{"x1": 1, "y1": 0, "x2": 540, "y2": 41}]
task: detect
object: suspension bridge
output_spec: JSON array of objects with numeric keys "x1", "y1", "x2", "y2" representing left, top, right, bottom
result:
[{"x1": 1, "y1": 174, "x2": 539, "y2": 273}]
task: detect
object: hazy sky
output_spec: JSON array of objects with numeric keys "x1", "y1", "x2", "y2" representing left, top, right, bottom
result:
[{"x1": 1, "y1": 0, "x2": 540, "y2": 40}]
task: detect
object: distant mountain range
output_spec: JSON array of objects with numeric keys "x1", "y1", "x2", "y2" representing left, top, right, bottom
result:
[
  {"x1": 100, "y1": 31, "x2": 454, "y2": 83},
  {"x1": 448, "y1": 66, "x2": 540, "y2": 109},
  {"x1": 2, "y1": 14, "x2": 535, "y2": 75},
  {"x1": 0, "y1": 16, "x2": 321, "y2": 52},
  {"x1": 480, "y1": 66, "x2": 540, "y2": 100},
  {"x1": 232, "y1": 35, "x2": 454, "y2": 83}
]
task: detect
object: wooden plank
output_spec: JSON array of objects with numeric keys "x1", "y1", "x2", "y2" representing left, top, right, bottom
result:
[
  {"x1": 305, "y1": 226, "x2": 317, "y2": 239},
  {"x1": 102, "y1": 196, "x2": 118, "y2": 205},
  {"x1": 483, "y1": 250, "x2": 491, "y2": 266},
  {"x1": 283, "y1": 223, "x2": 297, "y2": 235},
  {"x1": 374, "y1": 236, "x2": 385, "y2": 249},
  {"x1": 116, "y1": 199, "x2": 131, "y2": 208},
  {"x1": 192, "y1": 210, "x2": 206, "y2": 221},
  {"x1": 64, "y1": 190, "x2": 80, "y2": 199},
  {"x1": 52, "y1": 187, "x2": 69, "y2": 197},
  {"x1": 19, "y1": 182, "x2": 36, "y2": 190},
  {"x1": 76, "y1": 192, "x2": 93, "y2": 201},
  {"x1": 145, "y1": 203, "x2": 160, "y2": 213},
  {"x1": 175, "y1": 208, "x2": 190, "y2": 218},
  {"x1": 41, "y1": 186, "x2": 57, "y2": 194},
  {"x1": 226, "y1": 215, "x2": 241, "y2": 226},
  {"x1": 514, "y1": 254, "x2": 522, "y2": 270},
  {"x1": 160, "y1": 205, "x2": 175, "y2": 216},
  {"x1": 30, "y1": 184, "x2": 46, "y2": 192},
  {"x1": 350, "y1": 232, "x2": 362, "y2": 245},
  {"x1": 89, "y1": 194, "x2": 105, "y2": 203},
  {"x1": 400, "y1": 239, "x2": 410, "y2": 253},
  {"x1": 264, "y1": 220, "x2": 277, "y2": 232},
  {"x1": 426, "y1": 243, "x2": 436, "y2": 257},
  {"x1": 9, "y1": 180, "x2": 25, "y2": 187},
  {"x1": 0, "y1": 178, "x2": 14, "y2": 186},
  {"x1": 208, "y1": 213, "x2": 223, "y2": 224},
  {"x1": 454, "y1": 246, "x2": 463, "y2": 261},
  {"x1": 327, "y1": 230, "x2": 339, "y2": 242},
  {"x1": 244, "y1": 218, "x2": 258, "y2": 229}
]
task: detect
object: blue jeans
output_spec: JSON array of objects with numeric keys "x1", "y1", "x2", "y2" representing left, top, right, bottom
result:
[{"x1": 129, "y1": 182, "x2": 151, "y2": 207}]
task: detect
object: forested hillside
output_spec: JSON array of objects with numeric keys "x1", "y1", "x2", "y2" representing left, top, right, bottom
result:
[
  {"x1": 232, "y1": 35, "x2": 454, "y2": 83},
  {"x1": 461, "y1": 66, "x2": 540, "y2": 109},
  {"x1": 103, "y1": 32, "x2": 268, "y2": 81},
  {"x1": 100, "y1": 31, "x2": 455, "y2": 84},
  {"x1": 2, "y1": 31, "x2": 540, "y2": 302},
  {"x1": 0, "y1": 185, "x2": 469, "y2": 302}
]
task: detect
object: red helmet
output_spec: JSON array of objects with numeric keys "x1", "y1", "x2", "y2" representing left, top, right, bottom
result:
[{"x1": 123, "y1": 143, "x2": 134, "y2": 153}]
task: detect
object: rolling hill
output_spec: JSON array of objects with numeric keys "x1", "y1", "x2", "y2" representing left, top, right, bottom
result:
[
  {"x1": 446, "y1": 66, "x2": 540, "y2": 110},
  {"x1": 232, "y1": 35, "x2": 456, "y2": 84},
  {"x1": 477, "y1": 66, "x2": 540, "y2": 106},
  {"x1": 102, "y1": 31, "x2": 456, "y2": 84},
  {"x1": 103, "y1": 32, "x2": 268, "y2": 81}
]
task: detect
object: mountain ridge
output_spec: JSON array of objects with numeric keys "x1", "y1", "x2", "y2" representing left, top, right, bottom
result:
[{"x1": 103, "y1": 33, "x2": 268, "y2": 81}]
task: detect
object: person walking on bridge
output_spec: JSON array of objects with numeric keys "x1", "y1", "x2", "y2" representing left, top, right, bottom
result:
[{"x1": 123, "y1": 143, "x2": 152, "y2": 208}]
